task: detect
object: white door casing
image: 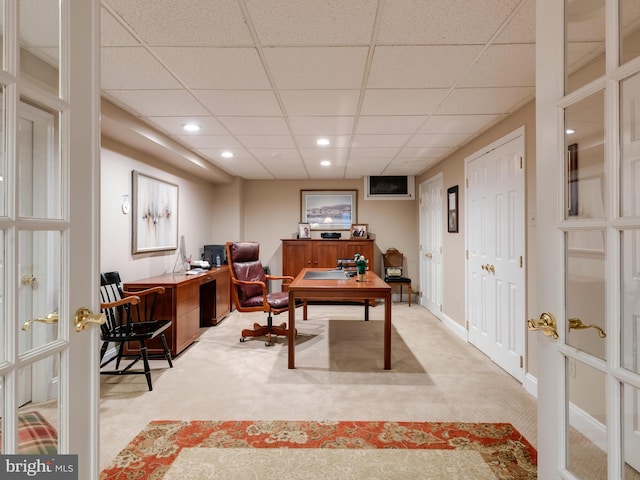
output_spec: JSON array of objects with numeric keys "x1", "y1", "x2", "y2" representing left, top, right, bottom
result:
[{"x1": 466, "y1": 129, "x2": 526, "y2": 382}]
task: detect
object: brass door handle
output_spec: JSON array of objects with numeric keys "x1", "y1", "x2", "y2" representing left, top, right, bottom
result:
[
  {"x1": 426, "y1": 253, "x2": 432, "y2": 258},
  {"x1": 488, "y1": 264, "x2": 495, "y2": 273},
  {"x1": 481, "y1": 264, "x2": 487, "y2": 270},
  {"x1": 74, "y1": 307, "x2": 106, "y2": 332},
  {"x1": 568, "y1": 318, "x2": 606, "y2": 338},
  {"x1": 22, "y1": 312, "x2": 58, "y2": 331},
  {"x1": 527, "y1": 312, "x2": 559, "y2": 339}
]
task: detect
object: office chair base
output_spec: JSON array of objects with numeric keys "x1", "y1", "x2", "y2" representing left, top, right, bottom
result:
[{"x1": 240, "y1": 322, "x2": 296, "y2": 346}]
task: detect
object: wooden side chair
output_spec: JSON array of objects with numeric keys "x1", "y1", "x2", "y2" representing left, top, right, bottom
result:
[
  {"x1": 382, "y1": 248, "x2": 412, "y2": 306},
  {"x1": 99, "y1": 271, "x2": 173, "y2": 391},
  {"x1": 226, "y1": 241, "x2": 298, "y2": 346}
]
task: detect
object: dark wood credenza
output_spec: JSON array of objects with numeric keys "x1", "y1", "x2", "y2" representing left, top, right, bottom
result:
[
  {"x1": 123, "y1": 266, "x2": 230, "y2": 357},
  {"x1": 281, "y1": 239, "x2": 375, "y2": 285}
]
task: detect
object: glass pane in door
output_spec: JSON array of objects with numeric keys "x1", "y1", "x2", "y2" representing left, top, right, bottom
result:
[
  {"x1": 566, "y1": 230, "x2": 606, "y2": 359},
  {"x1": 565, "y1": 91, "x2": 605, "y2": 220},
  {"x1": 18, "y1": 230, "x2": 60, "y2": 354},
  {"x1": 19, "y1": 0, "x2": 59, "y2": 96},
  {"x1": 567, "y1": 358, "x2": 607, "y2": 479},
  {"x1": 0, "y1": 86, "x2": 5, "y2": 216},
  {"x1": 18, "y1": 101, "x2": 61, "y2": 219},
  {"x1": 0, "y1": 230, "x2": 4, "y2": 363},
  {"x1": 621, "y1": 230, "x2": 640, "y2": 374},
  {"x1": 620, "y1": 72, "x2": 640, "y2": 218},
  {"x1": 620, "y1": 0, "x2": 640, "y2": 65},
  {"x1": 565, "y1": 0, "x2": 605, "y2": 93},
  {"x1": 623, "y1": 383, "x2": 640, "y2": 477},
  {"x1": 17, "y1": 355, "x2": 59, "y2": 455}
]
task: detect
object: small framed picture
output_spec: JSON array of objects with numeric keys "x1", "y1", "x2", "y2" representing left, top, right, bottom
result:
[
  {"x1": 350, "y1": 223, "x2": 368, "y2": 238},
  {"x1": 447, "y1": 185, "x2": 459, "y2": 233},
  {"x1": 298, "y1": 222, "x2": 311, "y2": 239}
]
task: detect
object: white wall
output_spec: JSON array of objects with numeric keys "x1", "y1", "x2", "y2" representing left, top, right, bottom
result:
[{"x1": 100, "y1": 139, "x2": 218, "y2": 281}]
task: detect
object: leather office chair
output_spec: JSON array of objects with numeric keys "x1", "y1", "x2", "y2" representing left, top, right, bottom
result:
[
  {"x1": 226, "y1": 241, "x2": 297, "y2": 346},
  {"x1": 99, "y1": 271, "x2": 173, "y2": 391},
  {"x1": 382, "y1": 248, "x2": 412, "y2": 306}
]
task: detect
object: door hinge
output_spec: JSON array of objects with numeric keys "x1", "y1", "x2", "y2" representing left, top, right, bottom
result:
[
  {"x1": 466, "y1": 249, "x2": 469, "y2": 259},
  {"x1": 466, "y1": 321, "x2": 469, "y2": 330},
  {"x1": 520, "y1": 256, "x2": 523, "y2": 268},
  {"x1": 466, "y1": 178, "x2": 469, "y2": 188},
  {"x1": 520, "y1": 157, "x2": 523, "y2": 169},
  {"x1": 440, "y1": 304, "x2": 443, "y2": 312},
  {"x1": 520, "y1": 356, "x2": 523, "y2": 368}
]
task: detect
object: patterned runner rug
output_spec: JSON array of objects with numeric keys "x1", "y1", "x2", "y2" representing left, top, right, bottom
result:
[{"x1": 100, "y1": 420, "x2": 537, "y2": 479}]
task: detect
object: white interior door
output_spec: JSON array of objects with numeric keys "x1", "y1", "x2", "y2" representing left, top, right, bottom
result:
[
  {"x1": 0, "y1": 1, "x2": 101, "y2": 479},
  {"x1": 419, "y1": 175, "x2": 442, "y2": 314},
  {"x1": 466, "y1": 129, "x2": 525, "y2": 382},
  {"x1": 535, "y1": 0, "x2": 640, "y2": 478}
]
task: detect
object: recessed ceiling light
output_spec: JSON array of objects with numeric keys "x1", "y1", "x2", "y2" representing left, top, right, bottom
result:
[
  {"x1": 320, "y1": 160, "x2": 331, "y2": 167},
  {"x1": 183, "y1": 123, "x2": 201, "y2": 132},
  {"x1": 566, "y1": 129, "x2": 574, "y2": 134},
  {"x1": 316, "y1": 138, "x2": 330, "y2": 146},
  {"x1": 221, "y1": 151, "x2": 234, "y2": 158}
]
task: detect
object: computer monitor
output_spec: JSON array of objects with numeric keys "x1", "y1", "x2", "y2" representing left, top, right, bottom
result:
[{"x1": 203, "y1": 244, "x2": 227, "y2": 266}]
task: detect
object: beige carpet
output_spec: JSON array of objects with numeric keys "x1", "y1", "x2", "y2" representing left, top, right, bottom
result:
[{"x1": 99, "y1": 303, "x2": 538, "y2": 472}]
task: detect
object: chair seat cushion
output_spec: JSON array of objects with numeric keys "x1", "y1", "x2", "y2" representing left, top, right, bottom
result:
[
  {"x1": 243, "y1": 291, "x2": 289, "y2": 310},
  {"x1": 385, "y1": 276, "x2": 411, "y2": 283}
]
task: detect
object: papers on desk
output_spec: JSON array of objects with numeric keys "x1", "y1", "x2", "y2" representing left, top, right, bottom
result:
[{"x1": 185, "y1": 268, "x2": 205, "y2": 275}]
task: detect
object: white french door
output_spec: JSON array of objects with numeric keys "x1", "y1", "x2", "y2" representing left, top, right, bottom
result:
[
  {"x1": 535, "y1": 0, "x2": 640, "y2": 478},
  {"x1": 419, "y1": 175, "x2": 442, "y2": 314},
  {"x1": 0, "y1": 1, "x2": 101, "y2": 479},
  {"x1": 467, "y1": 129, "x2": 525, "y2": 382}
]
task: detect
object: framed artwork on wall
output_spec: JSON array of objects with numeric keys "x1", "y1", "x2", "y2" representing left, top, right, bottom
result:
[
  {"x1": 447, "y1": 185, "x2": 459, "y2": 233},
  {"x1": 300, "y1": 189, "x2": 356, "y2": 230},
  {"x1": 132, "y1": 170, "x2": 179, "y2": 254}
]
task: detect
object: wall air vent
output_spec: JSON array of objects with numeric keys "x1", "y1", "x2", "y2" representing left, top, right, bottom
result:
[{"x1": 364, "y1": 176, "x2": 415, "y2": 200}]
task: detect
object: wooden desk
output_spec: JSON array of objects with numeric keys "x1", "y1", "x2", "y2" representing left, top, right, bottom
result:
[
  {"x1": 287, "y1": 268, "x2": 392, "y2": 370},
  {"x1": 124, "y1": 267, "x2": 230, "y2": 357}
]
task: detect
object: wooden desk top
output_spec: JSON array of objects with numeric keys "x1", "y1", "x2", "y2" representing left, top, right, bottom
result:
[
  {"x1": 287, "y1": 268, "x2": 390, "y2": 298},
  {"x1": 124, "y1": 266, "x2": 229, "y2": 287}
]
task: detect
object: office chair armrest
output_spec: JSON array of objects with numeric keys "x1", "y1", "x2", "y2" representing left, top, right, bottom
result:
[
  {"x1": 231, "y1": 278, "x2": 268, "y2": 295},
  {"x1": 122, "y1": 286, "x2": 165, "y2": 298},
  {"x1": 266, "y1": 274, "x2": 294, "y2": 282},
  {"x1": 100, "y1": 295, "x2": 140, "y2": 310}
]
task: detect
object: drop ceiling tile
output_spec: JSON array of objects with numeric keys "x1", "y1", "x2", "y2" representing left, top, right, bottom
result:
[
  {"x1": 20, "y1": 1, "x2": 58, "y2": 47},
  {"x1": 368, "y1": 46, "x2": 483, "y2": 89},
  {"x1": 396, "y1": 146, "x2": 454, "y2": 159},
  {"x1": 176, "y1": 135, "x2": 242, "y2": 149},
  {"x1": 101, "y1": 7, "x2": 139, "y2": 45},
  {"x1": 351, "y1": 135, "x2": 410, "y2": 148},
  {"x1": 216, "y1": 117, "x2": 290, "y2": 135},
  {"x1": 294, "y1": 135, "x2": 352, "y2": 149},
  {"x1": 495, "y1": 0, "x2": 535, "y2": 44},
  {"x1": 153, "y1": 47, "x2": 271, "y2": 89},
  {"x1": 265, "y1": 167, "x2": 309, "y2": 179},
  {"x1": 360, "y1": 89, "x2": 449, "y2": 115},
  {"x1": 193, "y1": 90, "x2": 282, "y2": 116},
  {"x1": 279, "y1": 90, "x2": 360, "y2": 116},
  {"x1": 101, "y1": 47, "x2": 183, "y2": 89},
  {"x1": 289, "y1": 117, "x2": 354, "y2": 135},
  {"x1": 355, "y1": 116, "x2": 427, "y2": 134},
  {"x1": 247, "y1": 149, "x2": 301, "y2": 161},
  {"x1": 299, "y1": 148, "x2": 349, "y2": 161},
  {"x1": 459, "y1": 44, "x2": 535, "y2": 87},
  {"x1": 345, "y1": 157, "x2": 391, "y2": 170},
  {"x1": 198, "y1": 148, "x2": 252, "y2": 164},
  {"x1": 418, "y1": 115, "x2": 500, "y2": 134},
  {"x1": 103, "y1": 0, "x2": 253, "y2": 46},
  {"x1": 436, "y1": 87, "x2": 534, "y2": 115},
  {"x1": 246, "y1": 0, "x2": 377, "y2": 46},
  {"x1": 105, "y1": 90, "x2": 209, "y2": 117},
  {"x1": 211, "y1": 157, "x2": 274, "y2": 179},
  {"x1": 264, "y1": 47, "x2": 369, "y2": 90},
  {"x1": 349, "y1": 148, "x2": 401, "y2": 159},
  {"x1": 377, "y1": 0, "x2": 519, "y2": 45},
  {"x1": 144, "y1": 116, "x2": 228, "y2": 135},
  {"x1": 236, "y1": 135, "x2": 296, "y2": 149},
  {"x1": 406, "y1": 133, "x2": 472, "y2": 148}
]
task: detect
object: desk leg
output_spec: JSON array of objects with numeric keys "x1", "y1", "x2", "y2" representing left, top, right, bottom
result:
[
  {"x1": 288, "y1": 290, "x2": 296, "y2": 369},
  {"x1": 364, "y1": 300, "x2": 369, "y2": 321},
  {"x1": 384, "y1": 293, "x2": 391, "y2": 370}
]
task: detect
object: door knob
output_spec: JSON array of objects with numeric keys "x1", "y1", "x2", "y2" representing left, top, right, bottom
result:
[
  {"x1": 74, "y1": 307, "x2": 106, "y2": 332},
  {"x1": 22, "y1": 312, "x2": 58, "y2": 331},
  {"x1": 527, "y1": 312, "x2": 559, "y2": 339},
  {"x1": 568, "y1": 318, "x2": 606, "y2": 338}
]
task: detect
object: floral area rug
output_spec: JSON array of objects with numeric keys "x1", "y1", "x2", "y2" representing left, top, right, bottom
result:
[{"x1": 100, "y1": 420, "x2": 537, "y2": 479}]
